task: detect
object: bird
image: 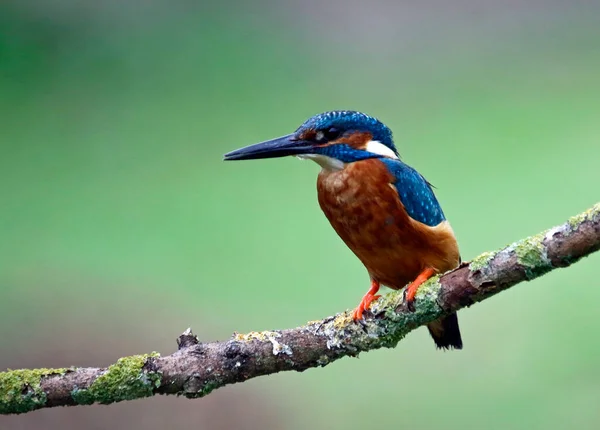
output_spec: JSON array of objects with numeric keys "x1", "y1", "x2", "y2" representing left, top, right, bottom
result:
[{"x1": 224, "y1": 110, "x2": 462, "y2": 350}]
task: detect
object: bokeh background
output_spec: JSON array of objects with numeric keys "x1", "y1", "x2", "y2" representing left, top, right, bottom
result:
[{"x1": 1, "y1": 1, "x2": 599, "y2": 429}]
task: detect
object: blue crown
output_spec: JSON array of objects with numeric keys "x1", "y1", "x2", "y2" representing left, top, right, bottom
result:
[{"x1": 296, "y1": 111, "x2": 396, "y2": 154}]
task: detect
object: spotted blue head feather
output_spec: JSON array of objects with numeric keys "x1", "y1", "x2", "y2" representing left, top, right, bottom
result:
[{"x1": 296, "y1": 111, "x2": 397, "y2": 155}]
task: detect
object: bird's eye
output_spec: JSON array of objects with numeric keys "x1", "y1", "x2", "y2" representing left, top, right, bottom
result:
[{"x1": 315, "y1": 127, "x2": 341, "y2": 143}]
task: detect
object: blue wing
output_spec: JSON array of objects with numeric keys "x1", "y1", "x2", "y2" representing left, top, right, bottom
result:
[{"x1": 380, "y1": 158, "x2": 446, "y2": 227}]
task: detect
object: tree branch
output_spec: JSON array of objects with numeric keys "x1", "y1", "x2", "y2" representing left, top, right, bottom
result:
[{"x1": 2, "y1": 204, "x2": 599, "y2": 415}]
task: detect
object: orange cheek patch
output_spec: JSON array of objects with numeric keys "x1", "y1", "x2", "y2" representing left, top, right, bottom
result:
[
  {"x1": 298, "y1": 129, "x2": 317, "y2": 141},
  {"x1": 331, "y1": 131, "x2": 373, "y2": 150}
]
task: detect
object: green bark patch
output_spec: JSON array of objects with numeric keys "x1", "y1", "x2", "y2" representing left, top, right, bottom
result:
[
  {"x1": 513, "y1": 232, "x2": 552, "y2": 279},
  {"x1": 0, "y1": 368, "x2": 68, "y2": 414},
  {"x1": 71, "y1": 353, "x2": 161, "y2": 406},
  {"x1": 567, "y1": 203, "x2": 600, "y2": 231},
  {"x1": 469, "y1": 251, "x2": 498, "y2": 272}
]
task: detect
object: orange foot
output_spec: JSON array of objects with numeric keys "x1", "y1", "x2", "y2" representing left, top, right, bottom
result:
[
  {"x1": 404, "y1": 267, "x2": 436, "y2": 311},
  {"x1": 353, "y1": 280, "x2": 381, "y2": 320}
]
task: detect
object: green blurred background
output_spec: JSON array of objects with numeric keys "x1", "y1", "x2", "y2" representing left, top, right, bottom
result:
[{"x1": 1, "y1": 1, "x2": 599, "y2": 429}]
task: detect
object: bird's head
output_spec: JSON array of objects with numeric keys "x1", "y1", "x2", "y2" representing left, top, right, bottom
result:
[{"x1": 224, "y1": 111, "x2": 398, "y2": 170}]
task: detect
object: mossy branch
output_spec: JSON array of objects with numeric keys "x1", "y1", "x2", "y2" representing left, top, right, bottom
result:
[{"x1": 1, "y1": 204, "x2": 599, "y2": 415}]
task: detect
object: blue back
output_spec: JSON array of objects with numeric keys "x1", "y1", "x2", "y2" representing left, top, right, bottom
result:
[{"x1": 380, "y1": 159, "x2": 446, "y2": 227}]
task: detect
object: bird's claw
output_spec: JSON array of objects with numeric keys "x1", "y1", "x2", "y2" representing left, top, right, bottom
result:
[
  {"x1": 402, "y1": 288, "x2": 416, "y2": 312},
  {"x1": 352, "y1": 305, "x2": 366, "y2": 321},
  {"x1": 402, "y1": 267, "x2": 435, "y2": 313},
  {"x1": 352, "y1": 293, "x2": 381, "y2": 321}
]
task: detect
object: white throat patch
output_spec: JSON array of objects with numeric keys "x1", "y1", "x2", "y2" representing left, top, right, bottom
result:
[
  {"x1": 296, "y1": 154, "x2": 344, "y2": 171},
  {"x1": 365, "y1": 140, "x2": 398, "y2": 159}
]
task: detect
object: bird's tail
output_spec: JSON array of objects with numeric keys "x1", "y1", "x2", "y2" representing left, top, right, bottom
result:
[{"x1": 427, "y1": 312, "x2": 463, "y2": 350}]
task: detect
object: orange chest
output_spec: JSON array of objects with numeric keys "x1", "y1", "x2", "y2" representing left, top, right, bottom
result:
[
  {"x1": 316, "y1": 160, "x2": 459, "y2": 288},
  {"x1": 316, "y1": 160, "x2": 416, "y2": 249}
]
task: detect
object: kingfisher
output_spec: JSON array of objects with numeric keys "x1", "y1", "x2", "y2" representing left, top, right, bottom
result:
[{"x1": 224, "y1": 111, "x2": 462, "y2": 349}]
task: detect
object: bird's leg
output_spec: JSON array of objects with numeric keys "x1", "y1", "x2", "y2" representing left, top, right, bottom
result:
[
  {"x1": 404, "y1": 267, "x2": 436, "y2": 311},
  {"x1": 352, "y1": 279, "x2": 381, "y2": 320}
]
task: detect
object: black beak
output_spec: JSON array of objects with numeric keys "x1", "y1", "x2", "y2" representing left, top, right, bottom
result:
[{"x1": 224, "y1": 134, "x2": 314, "y2": 161}]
